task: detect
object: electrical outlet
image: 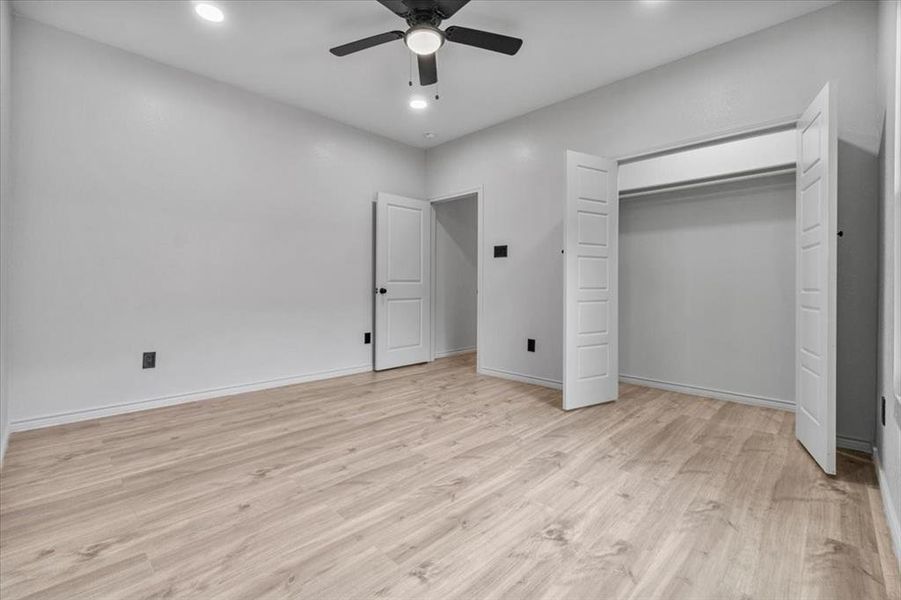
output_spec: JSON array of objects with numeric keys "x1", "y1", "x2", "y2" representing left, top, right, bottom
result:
[
  {"x1": 527, "y1": 338, "x2": 536, "y2": 352},
  {"x1": 142, "y1": 351, "x2": 156, "y2": 369},
  {"x1": 364, "y1": 332, "x2": 371, "y2": 344}
]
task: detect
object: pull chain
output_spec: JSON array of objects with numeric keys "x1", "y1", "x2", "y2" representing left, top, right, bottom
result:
[{"x1": 408, "y1": 52, "x2": 413, "y2": 87}]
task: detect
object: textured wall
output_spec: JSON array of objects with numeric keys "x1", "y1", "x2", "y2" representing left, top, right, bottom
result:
[{"x1": 8, "y1": 18, "x2": 425, "y2": 427}]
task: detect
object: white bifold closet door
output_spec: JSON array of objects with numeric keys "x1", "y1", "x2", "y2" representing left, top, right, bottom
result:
[
  {"x1": 795, "y1": 83, "x2": 837, "y2": 475},
  {"x1": 563, "y1": 151, "x2": 619, "y2": 410},
  {"x1": 375, "y1": 193, "x2": 432, "y2": 371}
]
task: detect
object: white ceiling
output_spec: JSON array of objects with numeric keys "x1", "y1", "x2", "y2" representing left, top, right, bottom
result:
[{"x1": 12, "y1": 0, "x2": 837, "y2": 148}]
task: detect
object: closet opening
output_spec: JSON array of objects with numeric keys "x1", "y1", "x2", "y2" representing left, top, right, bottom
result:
[
  {"x1": 619, "y1": 170, "x2": 796, "y2": 410},
  {"x1": 565, "y1": 84, "x2": 840, "y2": 474}
]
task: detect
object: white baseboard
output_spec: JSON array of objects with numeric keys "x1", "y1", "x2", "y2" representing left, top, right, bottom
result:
[
  {"x1": 478, "y1": 366, "x2": 562, "y2": 390},
  {"x1": 0, "y1": 426, "x2": 8, "y2": 467},
  {"x1": 836, "y1": 436, "x2": 874, "y2": 454},
  {"x1": 9, "y1": 363, "x2": 373, "y2": 432},
  {"x1": 434, "y1": 347, "x2": 476, "y2": 359},
  {"x1": 874, "y1": 446, "x2": 901, "y2": 568},
  {"x1": 619, "y1": 374, "x2": 794, "y2": 412}
]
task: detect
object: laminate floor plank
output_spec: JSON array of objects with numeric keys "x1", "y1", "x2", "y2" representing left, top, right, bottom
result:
[{"x1": 1, "y1": 353, "x2": 898, "y2": 599}]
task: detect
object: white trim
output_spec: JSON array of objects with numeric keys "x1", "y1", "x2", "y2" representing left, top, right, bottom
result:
[
  {"x1": 893, "y1": 0, "x2": 901, "y2": 405},
  {"x1": 9, "y1": 363, "x2": 373, "y2": 432},
  {"x1": 615, "y1": 115, "x2": 798, "y2": 164},
  {"x1": 434, "y1": 347, "x2": 476, "y2": 359},
  {"x1": 619, "y1": 374, "x2": 794, "y2": 412},
  {"x1": 429, "y1": 186, "x2": 484, "y2": 372},
  {"x1": 618, "y1": 130, "x2": 796, "y2": 194},
  {"x1": 835, "y1": 436, "x2": 873, "y2": 454},
  {"x1": 874, "y1": 445, "x2": 901, "y2": 567},
  {"x1": 479, "y1": 366, "x2": 562, "y2": 390},
  {"x1": 0, "y1": 430, "x2": 8, "y2": 466}
]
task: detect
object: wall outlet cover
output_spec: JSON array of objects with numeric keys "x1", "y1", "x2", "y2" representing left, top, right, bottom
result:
[{"x1": 142, "y1": 351, "x2": 156, "y2": 369}]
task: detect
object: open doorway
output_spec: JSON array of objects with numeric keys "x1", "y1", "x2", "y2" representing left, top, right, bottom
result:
[{"x1": 431, "y1": 192, "x2": 479, "y2": 369}]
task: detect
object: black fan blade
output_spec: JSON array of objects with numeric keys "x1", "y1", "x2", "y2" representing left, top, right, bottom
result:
[
  {"x1": 445, "y1": 26, "x2": 522, "y2": 55},
  {"x1": 377, "y1": 0, "x2": 411, "y2": 18},
  {"x1": 434, "y1": 0, "x2": 470, "y2": 19},
  {"x1": 418, "y1": 53, "x2": 437, "y2": 86},
  {"x1": 330, "y1": 31, "x2": 404, "y2": 57}
]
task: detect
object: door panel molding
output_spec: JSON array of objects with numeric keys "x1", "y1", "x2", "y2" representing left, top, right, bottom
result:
[
  {"x1": 375, "y1": 193, "x2": 431, "y2": 371},
  {"x1": 794, "y1": 83, "x2": 837, "y2": 475},
  {"x1": 564, "y1": 151, "x2": 619, "y2": 410}
]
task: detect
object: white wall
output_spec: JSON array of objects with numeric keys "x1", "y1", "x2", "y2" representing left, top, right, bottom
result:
[
  {"x1": 0, "y1": 0, "x2": 12, "y2": 461},
  {"x1": 620, "y1": 174, "x2": 795, "y2": 407},
  {"x1": 433, "y1": 194, "x2": 477, "y2": 357},
  {"x1": 8, "y1": 18, "x2": 425, "y2": 428},
  {"x1": 876, "y1": 0, "x2": 901, "y2": 563},
  {"x1": 426, "y1": 0, "x2": 880, "y2": 443}
]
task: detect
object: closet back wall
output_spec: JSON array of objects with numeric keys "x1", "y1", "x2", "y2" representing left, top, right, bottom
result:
[
  {"x1": 9, "y1": 18, "x2": 425, "y2": 428},
  {"x1": 620, "y1": 175, "x2": 795, "y2": 407}
]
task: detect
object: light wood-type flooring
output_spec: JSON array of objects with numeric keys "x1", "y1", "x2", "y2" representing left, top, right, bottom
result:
[{"x1": 1, "y1": 353, "x2": 898, "y2": 599}]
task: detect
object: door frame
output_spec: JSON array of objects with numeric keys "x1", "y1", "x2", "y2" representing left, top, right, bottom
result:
[{"x1": 428, "y1": 187, "x2": 484, "y2": 371}]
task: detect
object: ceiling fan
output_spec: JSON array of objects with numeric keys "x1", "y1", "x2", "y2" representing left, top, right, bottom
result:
[{"x1": 329, "y1": 0, "x2": 523, "y2": 87}]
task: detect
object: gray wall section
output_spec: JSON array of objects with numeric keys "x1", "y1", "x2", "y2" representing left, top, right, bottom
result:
[
  {"x1": 836, "y1": 140, "x2": 880, "y2": 448},
  {"x1": 8, "y1": 18, "x2": 425, "y2": 427},
  {"x1": 434, "y1": 194, "x2": 478, "y2": 356},
  {"x1": 620, "y1": 174, "x2": 796, "y2": 407}
]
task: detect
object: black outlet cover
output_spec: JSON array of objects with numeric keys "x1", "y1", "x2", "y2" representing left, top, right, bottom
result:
[
  {"x1": 527, "y1": 338, "x2": 536, "y2": 352},
  {"x1": 364, "y1": 332, "x2": 371, "y2": 344},
  {"x1": 494, "y1": 245, "x2": 508, "y2": 258},
  {"x1": 142, "y1": 351, "x2": 156, "y2": 369}
]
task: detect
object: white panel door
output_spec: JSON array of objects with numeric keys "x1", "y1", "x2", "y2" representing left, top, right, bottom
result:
[
  {"x1": 563, "y1": 151, "x2": 619, "y2": 410},
  {"x1": 795, "y1": 83, "x2": 837, "y2": 474},
  {"x1": 375, "y1": 193, "x2": 431, "y2": 371}
]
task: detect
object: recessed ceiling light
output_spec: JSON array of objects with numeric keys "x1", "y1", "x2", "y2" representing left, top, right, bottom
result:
[
  {"x1": 195, "y1": 3, "x2": 225, "y2": 23},
  {"x1": 405, "y1": 26, "x2": 444, "y2": 56},
  {"x1": 409, "y1": 97, "x2": 428, "y2": 110}
]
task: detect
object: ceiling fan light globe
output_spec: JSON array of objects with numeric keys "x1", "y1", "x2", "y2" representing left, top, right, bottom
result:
[{"x1": 405, "y1": 26, "x2": 444, "y2": 55}]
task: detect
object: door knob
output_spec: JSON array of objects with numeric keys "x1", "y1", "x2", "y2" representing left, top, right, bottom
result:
[{"x1": 378, "y1": 287, "x2": 387, "y2": 294}]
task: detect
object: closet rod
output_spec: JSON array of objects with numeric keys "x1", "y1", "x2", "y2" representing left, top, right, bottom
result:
[{"x1": 619, "y1": 165, "x2": 796, "y2": 200}]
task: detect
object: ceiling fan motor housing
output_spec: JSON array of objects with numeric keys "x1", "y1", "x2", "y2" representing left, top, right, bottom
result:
[
  {"x1": 329, "y1": 0, "x2": 523, "y2": 86},
  {"x1": 405, "y1": 7, "x2": 443, "y2": 28}
]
